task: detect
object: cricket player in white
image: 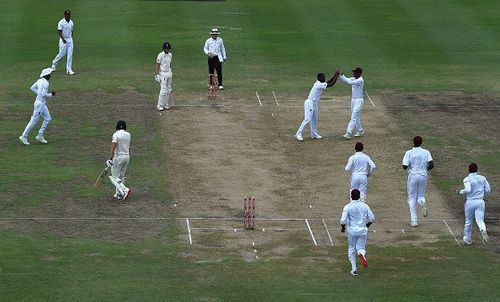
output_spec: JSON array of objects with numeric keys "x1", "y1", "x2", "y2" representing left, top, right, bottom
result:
[
  {"x1": 345, "y1": 142, "x2": 376, "y2": 200},
  {"x1": 457, "y1": 163, "x2": 491, "y2": 245},
  {"x1": 340, "y1": 67, "x2": 364, "y2": 139},
  {"x1": 341, "y1": 189, "x2": 375, "y2": 276},
  {"x1": 203, "y1": 28, "x2": 227, "y2": 89},
  {"x1": 107, "y1": 120, "x2": 131, "y2": 201},
  {"x1": 402, "y1": 136, "x2": 434, "y2": 227},
  {"x1": 51, "y1": 10, "x2": 75, "y2": 75},
  {"x1": 295, "y1": 72, "x2": 339, "y2": 141},
  {"x1": 155, "y1": 41, "x2": 173, "y2": 111},
  {"x1": 19, "y1": 68, "x2": 56, "y2": 145}
]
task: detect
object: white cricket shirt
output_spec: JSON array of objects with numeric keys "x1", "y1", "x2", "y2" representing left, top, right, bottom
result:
[
  {"x1": 340, "y1": 75, "x2": 364, "y2": 100},
  {"x1": 340, "y1": 200, "x2": 375, "y2": 236},
  {"x1": 345, "y1": 152, "x2": 376, "y2": 175},
  {"x1": 30, "y1": 78, "x2": 52, "y2": 104},
  {"x1": 307, "y1": 81, "x2": 328, "y2": 104},
  {"x1": 459, "y1": 173, "x2": 491, "y2": 200},
  {"x1": 157, "y1": 51, "x2": 172, "y2": 74},
  {"x1": 57, "y1": 18, "x2": 73, "y2": 40},
  {"x1": 203, "y1": 37, "x2": 227, "y2": 62},
  {"x1": 402, "y1": 147, "x2": 433, "y2": 177},
  {"x1": 112, "y1": 130, "x2": 131, "y2": 156}
]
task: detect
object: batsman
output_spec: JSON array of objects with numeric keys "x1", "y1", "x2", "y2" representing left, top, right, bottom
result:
[{"x1": 107, "y1": 120, "x2": 131, "y2": 201}]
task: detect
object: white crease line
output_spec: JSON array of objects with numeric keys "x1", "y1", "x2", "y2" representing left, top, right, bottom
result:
[
  {"x1": 272, "y1": 91, "x2": 280, "y2": 108},
  {"x1": 255, "y1": 91, "x2": 263, "y2": 107},
  {"x1": 443, "y1": 219, "x2": 461, "y2": 247},
  {"x1": 305, "y1": 219, "x2": 318, "y2": 246},
  {"x1": 186, "y1": 218, "x2": 193, "y2": 245},
  {"x1": 365, "y1": 91, "x2": 376, "y2": 107},
  {"x1": 322, "y1": 219, "x2": 334, "y2": 246}
]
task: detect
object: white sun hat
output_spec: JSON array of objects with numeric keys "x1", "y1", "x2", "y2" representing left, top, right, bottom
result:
[
  {"x1": 210, "y1": 28, "x2": 220, "y2": 35},
  {"x1": 39, "y1": 68, "x2": 53, "y2": 78}
]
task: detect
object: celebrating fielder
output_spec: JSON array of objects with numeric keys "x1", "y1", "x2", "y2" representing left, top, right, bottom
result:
[
  {"x1": 19, "y1": 68, "x2": 56, "y2": 145},
  {"x1": 107, "y1": 120, "x2": 131, "y2": 201},
  {"x1": 340, "y1": 189, "x2": 375, "y2": 277},
  {"x1": 155, "y1": 41, "x2": 173, "y2": 111},
  {"x1": 456, "y1": 163, "x2": 491, "y2": 245},
  {"x1": 51, "y1": 10, "x2": 75, "y2": 75},
  {"x1": 402, "y1": 136, "x2": 434, "y2": 227},
  {"x1": 340, "y1": 67, "x2": 364, "y2": 139},
  {"x1": 345, "y1": 142, "x2": 376, "y2": 201},
  {"x1": 294, "y1": 71, "x2": 339, "y2": 142}
]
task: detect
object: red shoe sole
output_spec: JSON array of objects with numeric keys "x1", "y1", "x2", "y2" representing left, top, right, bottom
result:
[{"x1": 359, "y1": 254, "x2": 368, "y2": 268}]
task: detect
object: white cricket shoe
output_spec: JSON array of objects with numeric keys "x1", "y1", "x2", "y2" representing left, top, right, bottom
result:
[
  {"x1": 51, "y1": 64, "x2": 56, "y2": 71},
  {"x1": 480, "y1": 230, "x2": 489, "y2": 244},
  {"x1": 411, "y1": 222, "x2": 418, "y2": 227},
  {"x1": 343, "y1": 133, "x2": 352, "y2": 140},
  {"x1": 123, "y1": 188, "x2": 131, "y2": 201},
  {"x1": 35, "y1": 135, "x2": 48, "y2": 144},
  {"x1": 463, "y1": 237, "x2": 472, "y2": 245},
  {"x1": 312, "y1": 135, "x2": 323, "y2": 139},
  {"x1": 165, "y1": 106, "x2": 171, "y2": 110},
  {"x1": 19, "y1": 136, "x2": 30, "y2": 145},
  {"x1": 218, "y1": 85, "x2": 224, "y2": 90},
  {"x1": 422, "y1": 202, "x2": 428, "y2": 218},
  {"x1": 158, "y1": 107, "x2": 165, "y2": 111},
  {"x1": 350, "y1": 270, "x2": 358, "y2": 276},
  {"x1": 354, "y1": 130, "x2": 365, "y2": 137},
  {"x1": 295, "y1": 134, "x2": 304, "y2": 142},
  {"x1": 67, "y1": 70, "x2": 75, "y2": 75},
  {"x1": 113, "y1": 193, "x2": 123, "y2": 200}
]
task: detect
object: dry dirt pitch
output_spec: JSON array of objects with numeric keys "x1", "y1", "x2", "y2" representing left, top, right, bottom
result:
[{"x1": 160, "y1": 90, "x2": 499, "y2": 255}]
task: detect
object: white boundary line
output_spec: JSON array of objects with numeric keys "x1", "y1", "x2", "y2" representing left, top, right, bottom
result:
[
  {"x1": 272, "y1": 91, "x2": 280, "y2": 108},
  {"x1": 443, "y1": 219, "x2": 461, "y2": 247},
  {"x1": 186, "y1": 218, "x2": 193, "y2": 245},
  {"x1": 255, "y1": 91, "x2": 263, "y2": 107},
  {"x1": 322, "y1": 219, "x2": 334, "y2": 246},
  {"x1": 305, "y1": 219, "x2": 317, "y2": 246},
  {"x1": 365, "y1": 91, "x2": 376, "y2": 107}
]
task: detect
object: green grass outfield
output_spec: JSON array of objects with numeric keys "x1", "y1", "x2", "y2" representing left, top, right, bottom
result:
[{"x1": 0, "y1": 0, "x2": 499, "y2": 301}]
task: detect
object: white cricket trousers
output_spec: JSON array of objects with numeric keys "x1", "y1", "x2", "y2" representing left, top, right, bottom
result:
[
  {"x1": 52, "y1": 38, "x2": 74, "y2": 72},
  {"x1": 350, "y1": 174, "x2": 368, "y2": 197},
  {"x1": 21, "y1": 101, "x2": 51, "y2": 138},
  {"x1": 347, "y1": 233, "x2": 367, "y2": 271},
  {"x1": 110, "y1": 155, "x2": 129, "y2": 195},
  {"x1": 296, "y1": 99, "x2": 319, "y2": 137},
  {"x1": 157, "y1": 72, "x2": 172, "y2": 110},
  {"x1": 346, "y1": 98, "x2": 364, "y2": 134},
  {"x1": 407, "y1": 174, "x2": 428, "y2": 224},
  {"x1": 463, "y1": 199, "x2": 486, "y2": 242}
]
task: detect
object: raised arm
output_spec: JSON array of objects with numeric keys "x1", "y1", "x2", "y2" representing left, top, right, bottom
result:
[{"x1": 326, "y1": 71, "x2": 339, "y2": 88}]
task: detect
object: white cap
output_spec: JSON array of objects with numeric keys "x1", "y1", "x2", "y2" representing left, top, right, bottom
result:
[
  {"x1": 210, "y1": 28, "x2": 220, "y2": 35},
  {"x1": 39, "y1": 68, "x2": 53, "y2": 78}
]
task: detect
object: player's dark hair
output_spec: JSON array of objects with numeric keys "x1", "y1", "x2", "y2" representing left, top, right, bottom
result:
[
  {"x1": 469, "y1": 163, "x2": 478, "y2": 173},
  {"x1": 116, "y1": 120, "x2": 127, "y2": 130},
  {"x1": 413, "y1": 136, "x2": 422, "y2": 147},
  {"x1": 351, "y1": 189, "x2": 361, "y2": 200},
  {"x1": 355, "y1": 142, "x2": 363, "y2": 152},
  {"x1": 317, "y1": 73, "x2": 326, "y2": 82}
]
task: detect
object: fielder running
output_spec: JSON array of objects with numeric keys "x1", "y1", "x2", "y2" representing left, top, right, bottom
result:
[
  {"x1": 51, "y1": 10, "x2": 75, "y2": 75},
  {"x1": 294, "y1": 71, "x2": 339, "y2": 142},
  {"x1": 19, "y1": 68, "x2": 56, "y2": 145},
  {"x1": 456, "y1": 163, "x2": 491, "y2": 245},
  {"x1": 203, "y1": 28, "x2": 227, "y2": 90},
  {"x1": 340, "y1": 189, "x2": 375, "y2": 277},
  {"x1": 107, "y1": 120, "x2": 131, "y2": 201},
  {"x1": 345, "y1": 142, "x2": 376, "y2": 200},
  {"x1": 155, "y1": 41, "x2": 173, "y2": 111},
  {"x1": 340, "y1": 67, "x2": 364, "y2": 139},
  {"x1": 402, "y1": 136, "x2": 434, "y2": 227}
]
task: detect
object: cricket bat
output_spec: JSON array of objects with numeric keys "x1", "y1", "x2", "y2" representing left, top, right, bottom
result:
[{"x1": 93, "y1": 166, "x2": 109, "y2": 188}]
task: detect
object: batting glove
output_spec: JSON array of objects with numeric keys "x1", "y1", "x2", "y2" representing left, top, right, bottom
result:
[
  {"x1": 106, "y1": 159, "x2": 114, "y2": 167},
  {"x1": 154, "y1": 74, "x2": 161, "y2": 83}
]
